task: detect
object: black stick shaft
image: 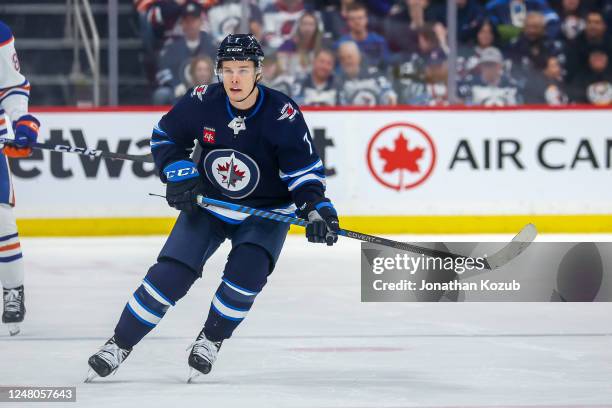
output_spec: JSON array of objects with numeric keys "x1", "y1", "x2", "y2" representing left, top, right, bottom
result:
[
  {"x1": 0, "y1": 137, "x2": 153, "y2": 163},
  {"x1": 198, "y1": 196, "x2": 489, "y2": 267}
]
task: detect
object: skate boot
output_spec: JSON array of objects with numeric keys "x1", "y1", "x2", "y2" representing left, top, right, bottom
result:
[
  {"x1": 3, "y1": 285, "x2": 25, "y2": 336},
  {"x1": 187, "y1": 328, "x2": 222, "y2": 382},
  {"x1": 85, "y1": 336, "x2": 132, "y2": 382}
]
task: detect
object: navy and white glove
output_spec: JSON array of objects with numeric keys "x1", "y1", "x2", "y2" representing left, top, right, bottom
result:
[
  {"x1": 4, "y1": 114, "x2": 40, "y2": 158},
  {"x1": 163, "y1": 160, "x2": 205, "y2": 213},
  {"x1": 297, "y1": 198, "x2": 340, "y2": 246}
]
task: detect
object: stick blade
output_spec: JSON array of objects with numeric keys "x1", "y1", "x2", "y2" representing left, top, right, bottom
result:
[{"x1": 484, "y1": 223, "x2": 538, "y2": 270}]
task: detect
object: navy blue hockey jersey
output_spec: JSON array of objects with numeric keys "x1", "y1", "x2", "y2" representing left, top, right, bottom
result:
[{"x1": 151, "y1": 83, "x2": 326, "y2": 223}]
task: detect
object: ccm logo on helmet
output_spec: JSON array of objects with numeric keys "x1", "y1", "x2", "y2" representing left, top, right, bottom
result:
[{"x1": 226, "y1": 47, "x2": 243, "y2": 52}]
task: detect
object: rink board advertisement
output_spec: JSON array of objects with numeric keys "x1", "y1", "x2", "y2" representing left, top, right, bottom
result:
[{"x1": 11, "y1": 106, "x2": 612, "y2": 234}]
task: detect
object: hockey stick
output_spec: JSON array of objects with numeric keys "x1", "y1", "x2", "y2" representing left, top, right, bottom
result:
[
  {"x1": 188, "y1": 195, "x2": 537, "y2": 271},
  {"x1": 0, "y1": 137, "x2": 154, "y2": 163}
]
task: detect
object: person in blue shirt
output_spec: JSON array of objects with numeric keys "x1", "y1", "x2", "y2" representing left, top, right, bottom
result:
[
  {"x1": 86, "y1": 34, "x2": 340, "y2": 383},
  {"x1": 337, "y1": 2, "x2": 390, "y2": 68}
]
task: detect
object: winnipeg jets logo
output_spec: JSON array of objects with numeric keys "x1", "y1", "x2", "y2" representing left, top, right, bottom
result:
[
  {"x1": 204, "y1": 149, "x2": 260, "y2": 199},
  {"x1": 191, "y1": 84, "x2": 208, "y2": 101},
  {"x1": 277, "y1": 103, "x2": 298, "y2": 121},
  {"x1": 228, "y1": 116, "x2": 246, "y2": 135},
  {"x1": 216, "y1": 153, "x2": 245, "y2": 188}
]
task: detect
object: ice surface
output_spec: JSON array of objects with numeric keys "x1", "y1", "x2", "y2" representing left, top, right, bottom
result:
[{"x1": 1, "y1": 233, "x2": 611, "y2": 407}]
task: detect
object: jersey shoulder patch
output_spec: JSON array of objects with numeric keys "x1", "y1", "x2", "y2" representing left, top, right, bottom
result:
[
  {"x1": 277, "y1": 101, "x2": 299, "y2": 122},
  {"x1": 0, "y1": 21, "x2": 13, "y2": 45},
  {"x1": 264, "y1": 86, "x2": 302, "y2": 123},
  {"x1": 190, "y1": 84, "x2": 209, "y2": 101}
]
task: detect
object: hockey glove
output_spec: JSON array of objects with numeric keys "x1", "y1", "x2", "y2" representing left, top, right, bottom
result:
[
  {"x1": 297, "y1": 198, "x2": 340, "y2": 246},
  {"x1": 4, "y1": 114, "x2": 40, "y2": 158},
  {"x1": 163, "y1": 160, "x2": 205, "y2": 213}
]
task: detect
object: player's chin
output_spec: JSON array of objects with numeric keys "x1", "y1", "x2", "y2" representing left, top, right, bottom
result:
[{"x1": 228, "y1": 90, "x2": 246, "y2": 101}]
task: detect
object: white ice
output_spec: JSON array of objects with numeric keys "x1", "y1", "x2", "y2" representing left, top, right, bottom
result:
[{"x1": 1, "y1": 233, "x2": 612, "y2": 408}]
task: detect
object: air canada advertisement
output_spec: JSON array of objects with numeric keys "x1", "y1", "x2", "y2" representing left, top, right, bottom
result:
[{"x1": 12, "y1": 108, "x2": 612, "y2": 218}]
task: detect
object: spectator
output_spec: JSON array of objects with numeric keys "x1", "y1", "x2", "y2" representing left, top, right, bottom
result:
[
  {"x1": 336, "y1": 41, "x2": 397, "y2": 105},
  {"x1": 261, "y1": 53, "x2": 297, "y2": 97},
  {"x1": 134, "y1": 0, "x2": 183, "y2": 84},
  {"x1": 396, "y1": 24, "x2": 445, "y2": 70},
  {"x1": 554, "y1": 0, "x2": 587, "y2": 41},
  {"x1": 163, "y1": 55, "x2": 216, "y2": 100},
  {"x1": 318, "y1": 0, "x2": 355, "y2": 41},
  {"x1": 524, "y1": 56, "x2": 569, "y2": 104},
  {"x1": 397, "y1": 49, "x2": 449, "y2": 105},
  {"x1": 153, "y1": 1, "x2": 216, "y2": 105},
  {"x1": 263, "y1": 0, "x2": 306, "y2": 48},
  {"x1": 485, "y1": 0, "x2": 561, "y2": 43},
  {"x1": 207, "y1": 0, "x2": 264, "y2": 44},
  {"x1": 278, "y1": 11, "x2": 324, "y2": 79},
  {"x1": 337, "y1": 3, "x2": 391, "y2": 68},
  {"x1": 507, "y1": 12, "x2": 564, "y2": 79},
  {"x1": 313, "y1": 0, "x2": 393, "y2": 35},
  {"x1": 565, "y1": 11, "x2": 612, "y2": 82},
  {"x1": 385, "y1": 0, "x2": 446, "y2": 56},
  {"x1": 570, "y1": 48, "x2": 612, "y2": 104},
  {"x1": 457, "y1": 0, "x2": 486, "y2": 44},
  {"x1": 458, "y1": 19, "x2": 503, "y2": 78},
  {"x1": 458, "y1": 47, "x2": 523, "y2": 105},
  {"x1": 189, "y1": 55, "x2": 215, "y2": 86},
  {"x1": 359, "y1": 0, "x2": 396, "y2": 33},
  {"x1": 295, "y1": 49, "x2": 339, "y2": 105},
  {"x1": 391, "y1": 24, "x2": 446, "y2": 89}
]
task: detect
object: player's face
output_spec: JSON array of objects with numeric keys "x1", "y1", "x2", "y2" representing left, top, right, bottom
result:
[{"x1": 221, "y1": 60, "x2": 257, "y2": 101}]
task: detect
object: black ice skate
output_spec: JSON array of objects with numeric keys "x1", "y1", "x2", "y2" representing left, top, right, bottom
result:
[
  {"x1": 187, "y1": 328, "x2": 222, "y2": 382},
  {"x1": 3, "y1": 285, "x2": 25, "y2": 336},
  {"x1": 85, "y1": 336, "x2": 132, "y2": 382}
]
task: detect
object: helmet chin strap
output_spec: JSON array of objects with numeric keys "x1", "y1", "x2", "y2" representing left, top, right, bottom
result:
[
  {"x1": 236, "y1": 83, "x2": 257, "y2": 103},
  {"x1": 234, "y1": 72, "x2": 261, "y2": 104}
]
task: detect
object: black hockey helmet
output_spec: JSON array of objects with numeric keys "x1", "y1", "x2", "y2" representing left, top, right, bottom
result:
[{"x1": 215, "y1": 33, "x2": 264, "y2": 76}]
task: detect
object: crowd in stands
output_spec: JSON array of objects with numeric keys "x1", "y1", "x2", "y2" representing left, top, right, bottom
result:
[{"x1": 133, "y1": 0, "x2": 612, "y2": 106}]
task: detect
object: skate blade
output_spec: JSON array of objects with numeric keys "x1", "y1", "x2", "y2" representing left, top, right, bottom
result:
[
  {"x1": 84, "y1": 369, "x2": 98, "y2": 383},
  {"x1": 187, "y1": 368, "x2": 201, "y2": 383},
  {"x1": 7, "y1": 324, "x2": 20, "y2": 336}
]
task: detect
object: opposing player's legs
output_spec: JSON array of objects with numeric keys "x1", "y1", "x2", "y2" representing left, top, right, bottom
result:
[
  {"x1": 0, "y1": 204, "x2": 25, "y2": 336},
  {"x1": 86, "y1": 211, "x2": 225, "y2": 380},
  {"x1": 188, "y1": 216, "x2": 289, "y2": 379}
]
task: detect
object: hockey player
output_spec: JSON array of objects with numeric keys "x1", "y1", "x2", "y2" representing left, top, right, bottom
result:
[
  {"x1": 86, "y1": 33, "x2": 339, "y2": 382},
  {"x1": 0, "y1": 21, "x2": 40, "y2": 336}
]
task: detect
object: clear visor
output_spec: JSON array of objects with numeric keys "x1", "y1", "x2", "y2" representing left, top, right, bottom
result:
[{"x1": 214, "y1": 60, "x2": 263, "y2": 78}]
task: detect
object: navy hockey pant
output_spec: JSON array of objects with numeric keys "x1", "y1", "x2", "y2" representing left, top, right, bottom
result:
[{"x1": 113, "y1": 209, "x2": 289, "y2": 349}]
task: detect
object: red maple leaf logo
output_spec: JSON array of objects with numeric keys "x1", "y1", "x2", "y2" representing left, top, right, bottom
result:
[
  {"x1": 378, "y1": 133, "x2": 424, "y2": 174},
  {"x1": 217, "y1": 161, "x2": 246, "y2": 187}
]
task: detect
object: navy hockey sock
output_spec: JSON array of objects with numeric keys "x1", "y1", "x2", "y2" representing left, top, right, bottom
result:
[
  {"x1": 204, "y1": 244, "x2": 270, "y2": 341},
  {"x1": 114, "y1": 259, "x2": 197, "y2": 348}
]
